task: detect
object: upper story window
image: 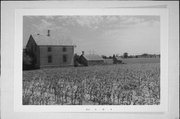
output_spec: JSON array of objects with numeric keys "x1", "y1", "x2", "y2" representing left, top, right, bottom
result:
[
  {"x1": 62, "y1": 47, "x2": 66, "y2": 52},
  {"x1": 48, "y1": 47, "x2": 52, "y2": 52}
]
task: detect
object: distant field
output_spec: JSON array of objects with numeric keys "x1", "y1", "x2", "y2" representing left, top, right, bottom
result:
[
  {"x1": 122, "y1": 58, "x2": 160, "y2": 64},
  {"x1": 23, "y1": 63, "x2": 160, "y2": 105}
]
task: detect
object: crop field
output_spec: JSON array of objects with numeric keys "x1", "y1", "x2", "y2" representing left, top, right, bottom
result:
[{"x1": 23, "y1": 63, "x2": 160, "y2": 105}]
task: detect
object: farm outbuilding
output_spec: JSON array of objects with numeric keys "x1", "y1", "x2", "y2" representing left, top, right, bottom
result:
[
  {"x1": 103, "y1": 59, "x2": 113, "y2": 65},
  {"x1": 25, "y1": 30, "x2": 75, "y2": 68},
  {"x1": 80, "y1": 53, "x2": 104, "y2": 66}
]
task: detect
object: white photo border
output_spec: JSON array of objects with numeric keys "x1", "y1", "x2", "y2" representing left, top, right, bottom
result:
[{"x1": 14, "y1": 8, "x2": 168, "y2": 112}]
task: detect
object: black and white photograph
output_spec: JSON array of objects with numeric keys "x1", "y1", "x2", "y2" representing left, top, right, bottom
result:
[
  {"x1": 23, "y1": 15, "x2": 161, "y2": 105},
  {"x1": 1, "y1": 1, "x2": 179, "y2": 118}
]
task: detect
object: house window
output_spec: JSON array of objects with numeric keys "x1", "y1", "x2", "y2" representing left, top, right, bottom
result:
[
  {"x1": 63, "y1": 55, "x2": 67, "y2": 63},
  {"x1": 48, "y1": 47, "x2": 52, "y2": 52},
  {"x1": 48, "y1": 55, "x2": 52, "y2": 63},
  {"x1": 62, "y1": 47, "x2": 66, "y2": 52}
]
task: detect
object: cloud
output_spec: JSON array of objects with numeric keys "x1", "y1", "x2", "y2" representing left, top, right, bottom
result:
[
  {"x1": 28, "y1": 16, "x2": 160, "y2": 38},
  {"x1": 32, "y1": 16, "x2": 159, "y2": 32},
  {"x1": 32, "y1": 18, "x2": 67, "y2": 36},
  {"x1": 32, "y1": 19, "x2": 53, "y2": 32},
  {"x1": 75, "y1": 16, "x2": 159, "y2": 30},
  {"x1": 75, "y1": 16, "x2": 104, "y2": 29},
  {"x1": 41, "y1": 19, "x2": 53, "y2": 27}
]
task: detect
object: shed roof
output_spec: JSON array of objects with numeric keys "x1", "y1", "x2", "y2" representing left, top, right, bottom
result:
[
  {"x1": 84, "y1": 54, "x2": 104, "y2": 61},
  {"x1": 31, "y1": 34, "x2": 74, "y2": 46}
]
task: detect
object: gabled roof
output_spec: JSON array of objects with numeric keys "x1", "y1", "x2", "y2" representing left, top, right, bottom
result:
[
  {"x1": 84, "y1": 54, "x2": 104, "y2": 61},
  {"x1": 31, "y1": 34, "x2": 74, "y2": 46},
  {"x1": 115, "y1": 56, "x2": 123, "y2": 61}
]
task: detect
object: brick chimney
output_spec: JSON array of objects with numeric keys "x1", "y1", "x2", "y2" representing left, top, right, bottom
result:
[
  {"x1": 47, "y1": 30, "x2": 50, "y2": 36},
  {"x1": 82, "y1": 51, "x2": 84, "y2": 56}
]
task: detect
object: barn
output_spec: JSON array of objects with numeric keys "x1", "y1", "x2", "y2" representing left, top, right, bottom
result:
[
  {"x1": 25, "y1": 30, "x2": 75, "y2": 68},
  {"x1": 103, "y1": 59, "x2": 113, "y2": 65},
  {"x1": 79, "y1": 53, "x2": 104, "y2": 66}
]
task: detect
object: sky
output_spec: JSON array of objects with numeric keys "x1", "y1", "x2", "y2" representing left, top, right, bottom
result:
[{"x1": 23, "y1": 15, "x2": 160, "y2": 56}]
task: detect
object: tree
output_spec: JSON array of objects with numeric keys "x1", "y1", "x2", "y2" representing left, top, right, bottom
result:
[
  {"x1": 109, "y1": 56, "x2": 113, "y2": 59},
  {"x1": 74, "y1": 54, "x2": 80, "y2": 67},
  {"x1": 23, "y1": 50, "x2": 33, "y2": 70},
  {"x1": 141, "y1": 53, "x2": 148, "y2": 57},
  {"x1": 23, "y1": 49, "x2": 37, "y2": 70},
  {"x1": 123, "y1": 52, "x2": 128, "y2": 58},
  {"x1": 102, "y1": 55, "x2": 107, "y2": 59},
  {"x1": 113, "y1": 54, "x2": 117, "y2": 64}
]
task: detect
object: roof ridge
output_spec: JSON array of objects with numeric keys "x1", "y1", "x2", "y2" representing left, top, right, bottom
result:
[{"x1": 31, "y1": 34, "x2": 74, "y2": 46}]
